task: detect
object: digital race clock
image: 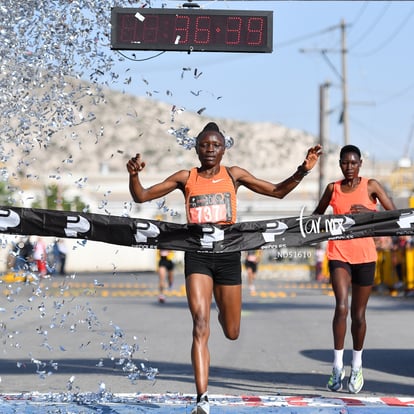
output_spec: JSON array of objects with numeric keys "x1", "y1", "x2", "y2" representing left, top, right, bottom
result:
[{"x1": 111, "y1": 7, "x2": 273, "y2": 53}]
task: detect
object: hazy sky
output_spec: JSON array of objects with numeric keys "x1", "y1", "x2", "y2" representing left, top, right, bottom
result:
[{"x1": 110, "y1": 1, "x2": 414, "y2": 162}]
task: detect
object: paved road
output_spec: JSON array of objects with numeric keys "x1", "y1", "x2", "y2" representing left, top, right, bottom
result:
[{"x1": 0, "y1": 270, "x2": 413, "y2": 412}]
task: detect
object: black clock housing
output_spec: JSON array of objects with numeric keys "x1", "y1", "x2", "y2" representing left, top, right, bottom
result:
[{"x1": 111, "y1": 7, "x2": 273, "y2": 53}]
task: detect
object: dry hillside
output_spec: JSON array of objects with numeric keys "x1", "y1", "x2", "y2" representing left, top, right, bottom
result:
[{"x1": 1, "y1": 78, "x2": 340, "y2": 181}]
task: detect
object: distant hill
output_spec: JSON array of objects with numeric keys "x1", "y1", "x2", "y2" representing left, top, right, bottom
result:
[
  {"x1": 2, "y1": 77, "x2": 395, "y2": 213},
  {"x1": 0, "y1": 78, "x2": 344, "y2": 180}
]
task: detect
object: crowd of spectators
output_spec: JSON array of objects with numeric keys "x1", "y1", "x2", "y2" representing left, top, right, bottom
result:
[{"x1": 8, "y1": 237, "x2": 67, "y2": 277}]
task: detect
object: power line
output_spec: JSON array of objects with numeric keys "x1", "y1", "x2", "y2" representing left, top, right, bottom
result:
[
  {"x1": 299, "y1": 21, "x2": 350, "y2": 145},
  {"x1": 348, "y1": 1, "x2": 391, "y2": 51},
  {"x1": 348, "y1": 114, "x2": 401, "y2": 158},
  {"x1": 276, "y1": 24, "x2": 339, "y2": 49},
  {"x1": 351, "y1": 5, "x2": 414, "y2": 57},
  {"x1": 347, "y1": 0, "x2": 369, "y2": 33},
  {"x1": 375, "y1": 83, "x2": 414, "y2": 106}
]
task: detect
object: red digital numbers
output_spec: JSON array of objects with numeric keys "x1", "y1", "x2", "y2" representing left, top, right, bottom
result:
[
  {"x1": 175, "y1": 15, "x2": 190, "y2": 44},
  {"x1": 194, "y1": 16, "x2": 211, "y2": 44},
  {"x1": 117, "y1": 15, "x2": 137, "y2": 42},
  {"x1": 112, "y1": 8, "x2": 273, "y2": 53},
  {"x1": 172, "y1": 15, "x2": 264, "y2": 46},
  {"x1": 227, "y1": 17, "x2": 242, "y2": 45},
  {"x1": 247, "y1": 17, "x2": 264, "y2": 45},
  {"x1": 142, "y1": 16, "x2": 159, "y2": 43}
]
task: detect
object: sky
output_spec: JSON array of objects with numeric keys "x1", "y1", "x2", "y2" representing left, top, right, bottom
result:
[{"x1": 109, "y1": 0, "x2": 414, "y2": 163}]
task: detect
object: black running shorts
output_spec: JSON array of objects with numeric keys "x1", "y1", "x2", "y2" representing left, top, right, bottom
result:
[
  {"x1": 328, "y1": 260, "x2": 376, "y2": 286},
  {"x1": 244, "y1": 260, "x2": 258, "y2": 273},
  {"x1": 184, "y1": 251, "x2": 242, "y2": 286},
  {"x1": 158, "y1": 257, "x2": 174, "y2": 271}
]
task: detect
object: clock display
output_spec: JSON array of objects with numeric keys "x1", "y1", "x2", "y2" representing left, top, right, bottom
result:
[{"x1": 111, "y1": 8, "x2": 273, "y2": 53}]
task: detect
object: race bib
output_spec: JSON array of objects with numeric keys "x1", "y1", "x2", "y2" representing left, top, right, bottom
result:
[{"x1": 188, "y1": 192, "x2": 232, "y2": 223}]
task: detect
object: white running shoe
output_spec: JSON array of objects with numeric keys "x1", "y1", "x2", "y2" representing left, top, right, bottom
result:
[
  {"x1": 327, "y1": 366, "x2": 345, "y2": 392},
  {"x1": 191, "y1": 393, "x2": 210, "y2": 414},
  {"x1": 348, "y1": 366, "x2": 364, "y2": 394}
]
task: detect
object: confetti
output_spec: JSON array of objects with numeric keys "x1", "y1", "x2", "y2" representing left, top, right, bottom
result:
[
  {"x1": 0, "y1": 0, "x2": 173, "y2": 395},
  {"x1": 168, "y1": 126, "x2": 234, "y2": 150},
  {"x1": 134, "y1": 12, "x2": 145, "y2": 22}
]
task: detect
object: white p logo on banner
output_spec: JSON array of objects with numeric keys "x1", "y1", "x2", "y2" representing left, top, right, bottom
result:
[
  {"x1": 261, "y1": 221, "x2": 288, "y2": 242},
  {"x1": 0, "y1": 209, "x2": 20, "y2": 231},
  {"x1": 64, "y1": 216, "x2": 91, "y2": 237},
  {"x1": 200, "y1": 225, "x2": 224, "y2": 249},
  {"x1": 397, "y1": 211, "x2": 414, "y2": 228},
  {"x1": 134, "y1": 221, "x2": 160, "y2": 243}
]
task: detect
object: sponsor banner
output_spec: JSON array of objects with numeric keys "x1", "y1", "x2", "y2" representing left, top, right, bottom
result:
[{"x1": 1, "y1": 206, "x2": 414, "y2": 253}]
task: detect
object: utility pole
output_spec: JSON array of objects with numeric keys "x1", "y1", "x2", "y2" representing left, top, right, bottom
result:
[
  {"x1": 319, "y1": 81, "x2": 331, "y2": 200},
  {"x1": 300, "y1": 20, "x2": 350, "y2": 146},
  {"x1": 341, "y1": 19, "x2": 349, "y2": 146}
]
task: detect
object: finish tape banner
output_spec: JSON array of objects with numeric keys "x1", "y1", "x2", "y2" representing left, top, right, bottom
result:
[{"x1": 1, "y1": 206, "x2": 414, "y2": 253}]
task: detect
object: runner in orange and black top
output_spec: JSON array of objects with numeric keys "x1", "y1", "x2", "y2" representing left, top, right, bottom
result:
[
  {"x1": 127, "y1": 122, "x2": 322, "y2": 414},
  {"x1": 313, "y1": 144, "x2": 396, "y2": 395}
]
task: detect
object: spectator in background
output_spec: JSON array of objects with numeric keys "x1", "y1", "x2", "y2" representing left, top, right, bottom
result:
[
  {"x1": 53, "y1": 239, "x2": 67, "y2": 276},
  {"x1": 373, "y1": 236, "x2": 393, "y2": 291},
  {"x1": 157, "y1": 249, "x2": 175, "y2": 303},
  {"x1": 33, "y1": 237, "x2": 47, "y2": 277},
  {"x1": 14, "y1": 237, "x2": 34, "y2": 271},
  {"x1": 391, "y1": 236, "x2": 407, "y2": 290},
  {"x1": 244, "y1": 250, "x2": 260, "y2": 294},
  {"x1": 315, "y1": 243, "x2": 326, "y2": 282}
]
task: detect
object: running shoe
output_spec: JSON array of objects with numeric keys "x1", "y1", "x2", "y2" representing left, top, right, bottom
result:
[
  {"x1": 158, "y1": 294, "x2": 166, "y2": 303},
  {"x1": 348, "y1": 367, "x2": 364, "y2": 394},
  {"x1": 191, "y1": 393, "x2": 210, "y2": 414},
  {"x1": 327, "y1": 366, "x2": 345, "y2": 391}
]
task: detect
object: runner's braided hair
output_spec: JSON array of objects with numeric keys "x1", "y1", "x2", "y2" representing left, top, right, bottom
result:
[{"x1": 196, "y1": 122, "x2": 233, "y2": 149}]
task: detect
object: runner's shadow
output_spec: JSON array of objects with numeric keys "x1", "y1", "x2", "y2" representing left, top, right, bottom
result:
[
  {"x1": 301, "y1": 348, "x2": 413, "y2": 378},
  {"x1": 301, "y1": 348, "x2": 414, "y2": 395},
  {"x1": 1, "y1": 357, "x2": 413, "y2": 396}
]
